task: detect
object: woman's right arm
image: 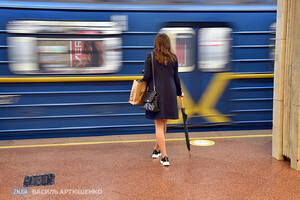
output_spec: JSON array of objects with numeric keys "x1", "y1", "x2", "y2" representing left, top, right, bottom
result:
[{"x1": 174, "y1": 56, "x2": 182, "y2": 96}]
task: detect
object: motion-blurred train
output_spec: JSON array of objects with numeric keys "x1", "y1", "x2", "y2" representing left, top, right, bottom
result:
[{"x1": 0, "y1": 0, "x2": 277, "y2": 139}]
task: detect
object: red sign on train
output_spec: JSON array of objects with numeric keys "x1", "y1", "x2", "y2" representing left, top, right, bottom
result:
[{"x1": 71, "y1": 41, "x2": 85, "y2": 67}]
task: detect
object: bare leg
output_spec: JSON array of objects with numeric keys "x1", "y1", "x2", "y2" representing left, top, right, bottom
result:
[
  {"x1": 154, "y1": 119, "x2": 167, "y2": 151},
  {"x1": 154, "y1": 119, "x2": 168, "y2": 158},
  {"x1": 163, "y1": 119, "x2": 168, "y2": 135},
  {"x1": 154, "y1": 141, "x2": 159, "y2": 151}
]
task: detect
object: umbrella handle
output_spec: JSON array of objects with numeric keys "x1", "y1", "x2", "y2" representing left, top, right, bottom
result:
[{"x1": 180, "y1": 96, "x2": 185, "y2": 109}]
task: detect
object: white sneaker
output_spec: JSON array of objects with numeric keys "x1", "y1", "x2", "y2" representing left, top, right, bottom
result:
[
  {"x1": 160, "y1": 156, "x2": 170, "y2": 166},
  {"x1": 152, "y1": 149, "x2": 161, "y2": 159}
]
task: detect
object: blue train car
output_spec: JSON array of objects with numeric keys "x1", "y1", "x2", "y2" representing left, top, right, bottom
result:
[{"x1": 0, "y1": 0, "x2": 277, "y2": 139}]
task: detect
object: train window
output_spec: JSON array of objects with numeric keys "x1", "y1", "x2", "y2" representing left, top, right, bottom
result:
[
  {"x1": 7, "y1": 20, "x2": 122, "y2": 74},
  {"x1": 160, "y1": 28, "x2": 195, "y2": 72},
  {"x1": 198, "y1": 27, "x2": 231, "y2": 72}
]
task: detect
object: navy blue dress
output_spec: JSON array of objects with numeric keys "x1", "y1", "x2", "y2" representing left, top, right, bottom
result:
[{"x1": 143, "y1": 52, "x2": 182, "y2": 120}]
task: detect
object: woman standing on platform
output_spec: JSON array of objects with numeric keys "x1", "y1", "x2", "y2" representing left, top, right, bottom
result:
[{"x1": 143, "y1": 33, "x2": 183, "y2": 166}]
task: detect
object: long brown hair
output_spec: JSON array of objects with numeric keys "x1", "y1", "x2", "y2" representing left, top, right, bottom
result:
[{"x1": 154, "y1": 33, "x2": 176, "y2": 66}]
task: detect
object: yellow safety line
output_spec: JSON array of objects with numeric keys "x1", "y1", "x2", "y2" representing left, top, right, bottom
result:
[
  {"x1": 0, "y1": 76, "x2": 144, "y2": 83},
  {"x1": 0, "y1": 134, "x2": 272, "y2": 149},
  {"x1": 190, "y1": 134, "x2": 272, "y2": 140}
]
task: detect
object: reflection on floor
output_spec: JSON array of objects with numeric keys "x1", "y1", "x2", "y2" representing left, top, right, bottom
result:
[{"x1": 1, "y1": 130, "x2": 300, "y2": 200}]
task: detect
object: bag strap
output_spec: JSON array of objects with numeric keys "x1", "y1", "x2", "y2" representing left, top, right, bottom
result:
[{"x1": 151, "y1": 52, "x2": 156, "y2": 92}]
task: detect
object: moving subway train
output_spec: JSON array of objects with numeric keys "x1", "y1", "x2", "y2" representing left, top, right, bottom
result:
[{"x1": 0, "y1": 0, "x2": 277, "y2": 139}]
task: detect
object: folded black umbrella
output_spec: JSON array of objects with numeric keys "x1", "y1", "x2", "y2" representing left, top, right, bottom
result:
[{"x1": 180, "y1": 96, "x2": 191, "y2": 156}]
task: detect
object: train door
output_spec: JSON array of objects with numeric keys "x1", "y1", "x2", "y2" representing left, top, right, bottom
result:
[{"x1": 160, "y1": 26, "x2": 232, "y2": 126}]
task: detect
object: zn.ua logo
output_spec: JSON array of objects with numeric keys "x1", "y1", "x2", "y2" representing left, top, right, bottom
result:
[{"x1": 13, "y1": 188, "x2": 29, "y2": 195}]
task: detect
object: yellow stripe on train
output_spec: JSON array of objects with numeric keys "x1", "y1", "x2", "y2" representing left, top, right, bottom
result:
[{"x1": 0, "y1": 76, "x2": 144, "y2": 83}]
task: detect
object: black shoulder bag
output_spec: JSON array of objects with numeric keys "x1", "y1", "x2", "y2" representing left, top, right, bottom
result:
[{"x1": 140, "y1": 53, "x2": 160, "y2": 112}]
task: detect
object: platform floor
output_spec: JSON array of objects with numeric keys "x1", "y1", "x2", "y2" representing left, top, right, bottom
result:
[{"x1": 0, "y1": 129, "x2": 300, "y2": 200}]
